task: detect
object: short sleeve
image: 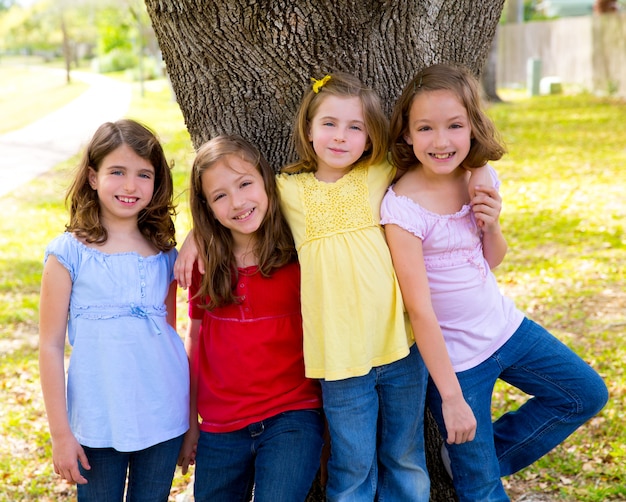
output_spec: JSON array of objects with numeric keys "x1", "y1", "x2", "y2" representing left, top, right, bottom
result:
[
  {"x1": 44, "y1": 233, "x2": 79, "y2": 282},
  {"x1": 164, "y1": 247, "x2": 178, "y2": 284},
  {"x1": 380, "y1": 188, "x2": 427, "y2": 240}
]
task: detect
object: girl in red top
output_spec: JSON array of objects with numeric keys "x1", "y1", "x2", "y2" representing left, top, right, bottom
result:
[{"x1": 177, "y1": 135, "x2": 323, "y2": 502}]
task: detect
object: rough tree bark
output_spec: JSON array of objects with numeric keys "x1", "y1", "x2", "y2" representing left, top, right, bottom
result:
[
  {"x1": 145, "y1": 0, "x2": 504, "y2": 169},
  {"x1": 482, "y1": 26, "x2": 503, "y2": 103},
  {"x1": 144, "y1": 1, "x2": 505, "y2": 500}
]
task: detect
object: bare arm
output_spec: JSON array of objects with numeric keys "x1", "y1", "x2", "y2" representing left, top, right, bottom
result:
[
  {"x1": 177, "y1": 317, "x2": 201, "y2": 474},
  {"x1": 471, "y1": 185, "x2": 507, "y2": 269},
  {"x1": 174, "y1": 231, "x2": 201, "y2": 289},
  {"x1": 466, "y1": 164, "x2": 492, "y2": 200},
  {"x1": 39, "y1": 256, "x2": 90, "y2": 484},
  {"x1": 385, "y1": 225, "x2": 477, "y2": 444},
  {"x1": 165, "y1": 280, "x2": 177, "y2": 329}
]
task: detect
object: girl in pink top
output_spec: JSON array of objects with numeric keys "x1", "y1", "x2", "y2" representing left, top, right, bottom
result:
[
  {"x1": 177, "y1": 135, "x2": 323, "y2": 502},
  {"x1": 380, "y1": 63, "x2": 607, "y2": 501}
]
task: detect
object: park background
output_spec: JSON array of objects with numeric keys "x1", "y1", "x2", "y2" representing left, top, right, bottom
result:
[{"x1": 0, "y1": 0, "x2": 625, "y2": 500}]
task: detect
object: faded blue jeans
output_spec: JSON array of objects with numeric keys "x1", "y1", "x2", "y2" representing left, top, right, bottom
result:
[
  {"x1": 320, "y1": 344, "x2": 430, "y2": 502},
  {"x1": 193, "y1": 409, "x2": 324, "y2": 502},
  {"x1": 77, "y1": 434, "x2": 184, "y2": 502},
  {"x1": 427, "y1": 317, "x2": 608, "y2": 502}
]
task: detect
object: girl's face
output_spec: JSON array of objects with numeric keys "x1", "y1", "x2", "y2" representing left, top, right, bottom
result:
[
  {"x1": 88, "y1": 144, "x2": 155, "y2": 225},
  {"x1": 201, "y1": 154, "x2": 268, "y2": 247},
  {"x1": 404, "y1": 89, "x2": 472, "y2": 176},
  {"x1": 308, "y1": 95, "x2": 370, "y2": 182}
]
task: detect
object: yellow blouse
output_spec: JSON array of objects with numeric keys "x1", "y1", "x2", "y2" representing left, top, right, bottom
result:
[{"x1": 277, "y1": 160, "x2": 413, "y2": 381}]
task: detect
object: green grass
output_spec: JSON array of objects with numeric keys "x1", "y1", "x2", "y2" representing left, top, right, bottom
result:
[
  {"x1": 0, "y1": 64, "x2": 195, "y2": 501},
  {"x1": 489, "y1": 93, "x2": 626, "y2": 500},
  {"x1": 0, "y1": 59, "x2": 89, "y2": 134},
  {"x1": 0, "y1": 65, "x2": 624, "y2": 500}
]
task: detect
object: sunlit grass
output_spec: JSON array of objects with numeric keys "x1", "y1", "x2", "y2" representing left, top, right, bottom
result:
[
  {"x1": 0, "y1": 69, "x2": 624, "y2": 500},
  {"x1": 489, "y1": 93, "x2": 626, "y2": 501},
  {"x1": 0, "y1": 61, "x2": 88, "y2": 134},
  {"x1": 0, "y1": 70, "x2": 195, "y2": 501}
]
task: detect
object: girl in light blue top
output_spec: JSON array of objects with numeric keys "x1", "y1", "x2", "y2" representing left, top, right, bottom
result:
[{"x1": 39, "y1": 119, "x2": 189, "y2": 502}]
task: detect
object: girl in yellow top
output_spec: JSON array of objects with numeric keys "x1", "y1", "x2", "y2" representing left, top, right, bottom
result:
[
  {"x1": 175, "y1": 73, "x2": 483, "y2": 500},
  {"x1": 276, "y1": 72, "x2": 429, "y2": 501}
]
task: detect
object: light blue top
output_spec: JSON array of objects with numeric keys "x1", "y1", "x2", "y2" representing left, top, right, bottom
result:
[{"x1": 44, "y1": 232, "x2": 189, "y2": 452}]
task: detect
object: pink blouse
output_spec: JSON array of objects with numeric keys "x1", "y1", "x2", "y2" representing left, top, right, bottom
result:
[{"x1": 380, "y1": 169, "x2": 524, "y2": 371}]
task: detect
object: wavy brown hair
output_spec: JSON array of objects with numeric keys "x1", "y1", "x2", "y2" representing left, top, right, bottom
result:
[
  {"x1": 390, "y1": 63, "x2": 506, "y2": 172},
  {"x1": 190, "y1": 135, "x2": 296, "y2": 309},
  {"x1": 65, "y1": 119, "x2": 176, "y2": 251},
  {"x1": 283, "y1": 71, "x2": 389, "y2": 174}
]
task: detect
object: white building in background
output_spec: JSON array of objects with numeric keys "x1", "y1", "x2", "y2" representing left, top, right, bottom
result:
[{"x1": 535, "y1": 0, "x2": 595, "y2": 17}]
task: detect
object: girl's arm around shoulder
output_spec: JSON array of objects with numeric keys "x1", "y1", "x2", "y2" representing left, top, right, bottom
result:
[
  {"x1": 174, "y1": 231, "x2": 201, "y2": 289},
  {"x1": 466, "y1": 164, "x2": 493, "y2": 198},
  {"x1": 384, "y1": 224, "x2": 477, "y2": 444},
  {"x1": 39, "y1": 255, "x2": 90, "y2": 484}
]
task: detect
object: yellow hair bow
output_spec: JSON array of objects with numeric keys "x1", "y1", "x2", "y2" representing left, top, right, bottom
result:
[{"x1": 311, "y1": 75, "x2": 331, "y2": 93}]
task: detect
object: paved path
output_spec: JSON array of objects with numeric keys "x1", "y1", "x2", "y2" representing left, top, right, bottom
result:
[{"x1": 0, "y1": 69, "x2": 132, "y2": 198}]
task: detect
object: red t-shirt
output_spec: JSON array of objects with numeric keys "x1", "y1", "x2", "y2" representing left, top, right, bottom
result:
[{"x1": 189, "y1": 261, "x2": 322, "y2": 433}]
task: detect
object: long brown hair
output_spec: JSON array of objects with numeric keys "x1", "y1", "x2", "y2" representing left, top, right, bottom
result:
[
  {"x1": 390, "y1": 63, "x2": 506, "y2": 172},
  {"x1": 190, "y1": 135, "x2": 296, "y2": 308},
  {"x1": 65, "y1": 119, "x2": 176, "y2": 251},
  {"x1": 283, "y1": 71, "x2": 389, "y2": 173}
]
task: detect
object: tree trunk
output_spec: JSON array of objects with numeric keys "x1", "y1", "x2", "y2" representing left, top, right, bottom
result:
[
  {"x1": 144, "y1": 1, "x2": 504, "y2": 499},
  {"x1": 482, "y1": 26, "x2": 503, "y2": 103},
  {"x1": 145, "y1": 0, "x2": 504, "y2": 169}
]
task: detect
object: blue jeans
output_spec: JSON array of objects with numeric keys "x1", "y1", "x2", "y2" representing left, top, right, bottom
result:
[
  {"x1": 320, "y1": 344, "x2": 430, "y2": 502},
  {"x1": 77, "y1": 434, "x2": 184, "y2": 502},
  {"x1": 193, "y1": 409, "x2": 324, "y2": 502},
  {"x1": 427, "y1": 317, "x2": 608, "y2": 502}
]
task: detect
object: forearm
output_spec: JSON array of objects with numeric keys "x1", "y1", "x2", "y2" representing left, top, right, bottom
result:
[
  {"x1": 409, "y1": 313, "x2": 463, "y2": 403},
  {"x1": 39, "y1": 344, "x2": 72, "y2": 439},
  {"x1": 482, "y1": 224, "x2": 507, "y2": 269},
  {"x1": 185, "y1": 319, "x2": 201, "y2": 425}
]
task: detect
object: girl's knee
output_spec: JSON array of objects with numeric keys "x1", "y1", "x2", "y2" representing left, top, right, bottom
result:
[
  {"x1": 582, "y1": 372, "x2": 608, "y2": 418},
  {"x1": 567, "y1": 368, "x2": 608, "y2": 423}
]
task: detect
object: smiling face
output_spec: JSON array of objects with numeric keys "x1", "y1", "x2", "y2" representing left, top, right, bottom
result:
[
  {"x1": 404, "y1": 89, "x2": 472, "y2": 176},
  {"x1": 88, "y1": 143, "x2": 155, "y2": 225},
  {"x1": 201, "y1": 154, "x2": 268, "y2": 248},
  {"x1": 307, "y1": 95, "x2": 370, "y2": 182}
]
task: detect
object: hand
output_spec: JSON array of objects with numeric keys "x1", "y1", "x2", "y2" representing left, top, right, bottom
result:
[
  {"x1": 174, "y1": 232, "x2": 202, "y2": 289},
  {"x1": 52, "y1": 433, "x2": 90, "y2": 485},
  {"x1": 441, "y1": 396, "x2": 477, "y2": 445},
  {"x1": 471, "y1": 185, "x2": 502, "y2": 231},
  {"x1": 177, "y1": 425, "x2": 200, "y2": 475}
]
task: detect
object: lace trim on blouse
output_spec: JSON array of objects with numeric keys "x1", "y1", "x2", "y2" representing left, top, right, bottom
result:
[{"x1": 299, "y1": 165, "x2": 375, "y2": 240}]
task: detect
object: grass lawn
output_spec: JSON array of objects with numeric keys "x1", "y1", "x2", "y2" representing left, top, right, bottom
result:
[
  {"x1": 0, "y1": 59, "x2": 88, "y2": 134},
  {"x1": 0, "y1": 67, "x2": 624, "y2": 500}
]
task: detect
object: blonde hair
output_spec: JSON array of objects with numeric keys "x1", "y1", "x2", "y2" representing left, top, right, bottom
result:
[
  {"x1": 390, "y1": 63, "x2": 506, "y2": 171},
  {"x1": 283, "y1": 72, "x2": 389, "y2": 173},
  {"x1": 189, "y1": 135, "x2": 296, "y2": 308}
]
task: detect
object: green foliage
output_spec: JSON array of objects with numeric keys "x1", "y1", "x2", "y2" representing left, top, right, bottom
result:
[
  {"x1": 96, "y1": 6, "x2": 133, "y2": 54},
  {"x1": 0, "y1": 0, "x2": 153, "y2": 71},
  {"x1": 96, "y1": 47, "x2": 137, "y2": 73}
]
